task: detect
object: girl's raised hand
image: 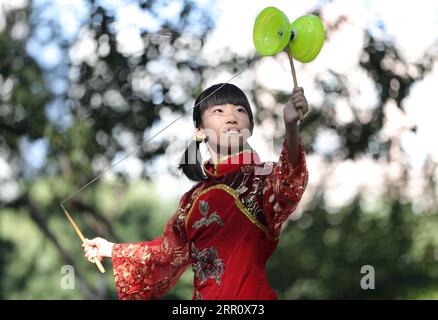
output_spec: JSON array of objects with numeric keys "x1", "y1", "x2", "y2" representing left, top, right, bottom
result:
[{"x1": 284, "y1": 87, "x2": 309, "y2": 124}]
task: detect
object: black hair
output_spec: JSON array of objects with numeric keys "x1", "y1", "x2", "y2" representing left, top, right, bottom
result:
[{"x1": 178, "y1": 83, "x2": 254, "y2": 181}]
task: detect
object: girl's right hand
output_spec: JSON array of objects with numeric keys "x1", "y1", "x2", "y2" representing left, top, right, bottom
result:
[{"x1": 82, "y1": 237, "x2": 115, "y2": 263}]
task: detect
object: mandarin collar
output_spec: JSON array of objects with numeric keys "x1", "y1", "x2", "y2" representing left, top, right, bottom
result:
[{"x1": 203, "y1": 149, "x2": 261, "y2": 178}]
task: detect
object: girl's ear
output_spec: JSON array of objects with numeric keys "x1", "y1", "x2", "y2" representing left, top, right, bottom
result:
[{"x1": 195, "y1": 127, "x2": 207, "y2": 141}]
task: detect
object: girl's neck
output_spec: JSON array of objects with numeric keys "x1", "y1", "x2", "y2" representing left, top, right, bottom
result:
[{"x1": 206, "y1": 142, "x2": 252, "y2": 165}]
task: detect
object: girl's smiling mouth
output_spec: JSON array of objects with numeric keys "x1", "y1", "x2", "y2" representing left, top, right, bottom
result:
[{"x1": 222, "y1": 128, "x2": 241, "y2": 135}]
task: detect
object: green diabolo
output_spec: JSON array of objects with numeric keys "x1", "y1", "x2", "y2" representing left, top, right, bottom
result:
[{"x1": 253, "y1": 6, "x2": 325, "y2": 62}]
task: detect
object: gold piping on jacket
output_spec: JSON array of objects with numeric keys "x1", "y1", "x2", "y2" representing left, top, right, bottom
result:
[{"x1": 184, "y1": 184, "x2": 278, "y2": 241}]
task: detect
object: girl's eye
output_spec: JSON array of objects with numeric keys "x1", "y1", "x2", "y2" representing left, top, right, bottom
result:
[
  {"x1": 213, "y1": 109, "x2": 223, "y2": 113},
  {"x1": 237, "y1": 108, "x2": 246, "y2": 113}
]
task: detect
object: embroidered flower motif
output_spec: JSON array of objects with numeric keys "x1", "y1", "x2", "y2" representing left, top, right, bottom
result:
[
  {"x1": 242, "y1": 177, "x2": 263, "y2": 212},
  {"x1": 172, "y1": 208, "x2": 187, "y2": 242},
  {"x1": 192, "y1": 200, "x2": 223, "y2": 229},
  {"x1": 235, "y1": 184, "x2": 248, "y2": 195},
  {"x1": 191, "y1": 243, "x2": 225, "y2": 285}
]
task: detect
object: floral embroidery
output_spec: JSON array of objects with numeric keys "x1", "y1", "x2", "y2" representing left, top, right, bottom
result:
[
  {"x1": 192, "y1": 200, "x2": 223, "y2": 229},
  {"x1": 235, "y1": 170, "x2": 250, "y2": 195},
  {"x1": 191, "y1": 242, "x2": 225, "y2": 285},
  {"x1": 242, "y1": 177, "x2": 263, "y2": 214},
  {"x1": 235, "y1": 183, "x2": 248, "y2": 195},
  {"x1": 170, "y1": 246, "x2": 190, "y2": 269},
  {"x1": 112, "y1": 238, "x2": 190, "y2": 300},
  {"x1": 262, "y1": 140, "x2": 308, "y2": 238},
  {"x1": 172, "y1": 208, "x2": 187, "y2": 242}
]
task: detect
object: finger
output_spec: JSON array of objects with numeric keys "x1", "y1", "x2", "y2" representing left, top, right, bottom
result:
[
  {"x1": 86, "y1": 238, "x2": 96, "y2": 246},
  {"x1": 295, "y1": 106, "x2": 308, "y2": 115},
  {"x1": 86, "y1": 248, "x2": 95, "y2": 257},
  {"x1": 293, "y1": 102, "x2": 307, "y2": 109},
  {"x1": 292, "y1": 92, "x2": 306, "y2": 100},
  {"x1": 292, "y1": 97, "x2": 306, "y2": 105},
  {"x1": 292, "y1": 86, "x2": 304, "y2": 93},
  {"x1": 88, "y1": 237, "x2": 102, "y2": 247},
  {"x1": 292, "y1": 95, "x2": 306, "y2": 102},
  {"x1": 85, "y1": 247, "x2": 97, "y2": 257},
  {"x1": 294, "y1": 101, "x2": 307, "y2": 108},
  {"x1": 86, "y1": 251, "x2": 95, "y2": 259},
  {"x1": 291, "y1": 91, "x2": 304, "y2": 97},
  {"x1": 300, "y1": 105, "x2": 310, "y2": 115},
  {"x1": 293, "y1": 98, "x2": 307, "y2": 105}
]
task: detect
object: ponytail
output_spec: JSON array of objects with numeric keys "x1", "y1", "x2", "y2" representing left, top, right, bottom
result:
[{"x1": 178, "y1": 139, "x2": 207, "y2": 182}]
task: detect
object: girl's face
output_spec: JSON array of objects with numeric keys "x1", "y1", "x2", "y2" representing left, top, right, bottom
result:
[{"x1": 195, "y1": 103, "x2": 252, "y2": 154}]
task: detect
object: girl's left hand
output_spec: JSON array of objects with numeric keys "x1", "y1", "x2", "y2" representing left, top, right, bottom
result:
[
  {"x1": 283, "y1": 87, "x2": 309, "y2": 125},
  {"x1": 82, "y1": 237, "x2": 114, "y2": 263}
]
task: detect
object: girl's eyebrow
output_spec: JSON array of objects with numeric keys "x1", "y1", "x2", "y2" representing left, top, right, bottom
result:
[
  {"x1": 208, "y1": 104, "x2": 242, "y2": 110},
  {"x1": 205, "y1": 105, "x2": 223, "y2": 112}
]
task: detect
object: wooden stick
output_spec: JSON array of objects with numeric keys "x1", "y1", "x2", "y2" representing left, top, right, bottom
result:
[
  {"x1": 287, "y1": 49, "x2": 304, "y2": 122},
  {"x1": 61, "y1": 205, "x2": 106, "y2": 273}
]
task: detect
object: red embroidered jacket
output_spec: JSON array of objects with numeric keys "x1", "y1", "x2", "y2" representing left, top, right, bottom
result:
[{"x1": 111, "y1": 139, "x2": 308, "y2": 300}]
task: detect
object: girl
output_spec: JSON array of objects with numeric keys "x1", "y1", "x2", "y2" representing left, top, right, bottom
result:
[{"x1": 83, "y1": 83, "x2": 309, "y2": 300}]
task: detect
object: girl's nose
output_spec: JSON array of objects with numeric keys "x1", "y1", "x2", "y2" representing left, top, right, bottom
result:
[{"x1": 225, "y1": 112, "x2": 239, "y2": 124}]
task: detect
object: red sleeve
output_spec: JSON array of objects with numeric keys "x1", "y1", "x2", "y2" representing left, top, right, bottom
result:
[
  {"x1": 111, "y1": 199, "x2": 190, "y2": 300},
  {"x1": 262, "y1": 138, "x2": 308, "y2": 238}
]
